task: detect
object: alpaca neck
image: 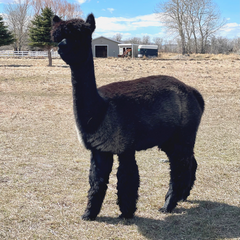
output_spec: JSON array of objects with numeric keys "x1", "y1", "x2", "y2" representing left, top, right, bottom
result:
[
  {"x1": 70, "y1": 50, "x2": 106, "y2": 132},
  {"x1": 70, "y1": 51, "x2": 98, "y2": 102}
]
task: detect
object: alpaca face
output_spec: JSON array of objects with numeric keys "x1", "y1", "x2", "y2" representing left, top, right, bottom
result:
[{"x1": 51, "y1": 14, "x2": 96, "y2": 65}]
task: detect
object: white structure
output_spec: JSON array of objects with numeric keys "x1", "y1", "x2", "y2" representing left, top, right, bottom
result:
[
  {"x1": 138, "y1": 45, "x2": 158, "y2": 58},
  {"x1": 118, "y1": 44, "x2": 139, "y2": 58}
]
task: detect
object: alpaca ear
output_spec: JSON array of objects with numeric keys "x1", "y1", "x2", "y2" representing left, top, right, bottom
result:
[
  {"x1": 86, "y1": 13, "x2": 96, "y2": 33},
  {"x1": 52, "y1": 15, "x2": 62, "y2": 26}
]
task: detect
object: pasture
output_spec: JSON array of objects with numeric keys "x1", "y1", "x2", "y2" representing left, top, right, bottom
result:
[{"x1": 0, "y1": 54, "x2": 239, "y2": 239}]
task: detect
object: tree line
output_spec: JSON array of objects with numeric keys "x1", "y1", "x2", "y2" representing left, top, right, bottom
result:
[
  {"x1": 155, "y1": 0, "x2": 228, "y2": 54},
  {"x1": 112, "y1": 33, "x2": 240, "y2": 54}
]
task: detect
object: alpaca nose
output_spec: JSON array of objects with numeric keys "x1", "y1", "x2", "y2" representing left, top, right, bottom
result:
[
  {"x1": 58, "y1": 39, "x2": 69, "y2": 56},
  {"x1": 58, "y1": 39, "x2": 67, "y2": 49}
]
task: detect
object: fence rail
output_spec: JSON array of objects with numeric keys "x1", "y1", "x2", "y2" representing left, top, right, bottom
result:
[{"x1": 0, "y1": 51, "x2": 60, "y2": 58}]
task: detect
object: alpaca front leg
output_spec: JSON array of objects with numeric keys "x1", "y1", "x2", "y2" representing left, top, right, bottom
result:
[
  {"x1": 82, "y1": 151, "x2": 113, "y2": 221},
  {"x1": 117, "y1": 151, "x2": 140, "y2": 219}
]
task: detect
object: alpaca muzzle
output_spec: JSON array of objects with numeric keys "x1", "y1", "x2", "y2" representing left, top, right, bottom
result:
[
  {"x1": 58, "y1": 39, "x2": 73, "y2": 65},
  {"x1": 58, "y1": 39, "x2": 68, "y2": 54}
]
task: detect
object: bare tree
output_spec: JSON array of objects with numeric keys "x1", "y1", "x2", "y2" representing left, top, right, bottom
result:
[
  {"x1": 112, "y1": 33, "x2": 123, "y2": 42},
  {"x1": 195, "y1": 0, "x2": 226, "y2": 53},
  {"x1": 141, "y1": 35, "x2": 151, "y2": 44},
  {"x1": 182, "y1": 0, "x2": 194, "y2": 53},
  {"x1": 156, "y1": 0, "x2": 187, "y2": 54},
  {"x1": 232, "y1": 37, "x2": 240, "y2": 53},
  {"x1": 124, "y1": 37, "x2": 141, "y2": 44},
  {"x1": 156, "y1": 0, "x2": 226, "y2": 54},
  {"x1": 31, "y1": 0, "x2": 82, "y2": 19},
  {"x1": 163, "y1": 39, "x2": 178, "y2": 52},
  {"x1": 153, "y1": 37, "x2": 163, "y2": 50},
  {"x1": 210, "y1": 36, "x2": 234, "y2": 54},
  {"x1": 4, "y1": 0, "x2": 32, "y2": 51},
  {"x1": 181, "y1": 0, "x2": 199, "y2": 53}
]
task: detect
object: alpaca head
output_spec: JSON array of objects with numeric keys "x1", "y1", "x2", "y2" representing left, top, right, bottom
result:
[{"x1": 51, "y1": 14, "x2": 96, "y2": 65}]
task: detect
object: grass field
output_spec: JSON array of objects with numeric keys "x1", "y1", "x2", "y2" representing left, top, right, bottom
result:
[{"x1": 0, "y1": 54, "x2": 240, "y2": 239}]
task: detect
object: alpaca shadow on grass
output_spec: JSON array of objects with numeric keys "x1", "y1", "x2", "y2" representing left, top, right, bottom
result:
[{"x1": 97, "y1": 200, "x2": 240, "y2": 240}]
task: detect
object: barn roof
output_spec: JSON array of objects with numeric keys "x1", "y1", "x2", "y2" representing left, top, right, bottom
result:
[{"x1": 92, "y1": 36, "x2": 122, "y2": 44}]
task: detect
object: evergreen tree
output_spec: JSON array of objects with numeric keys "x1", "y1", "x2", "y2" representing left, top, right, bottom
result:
[
  {"x1": 0, "y1": 15, "x2": 14, "y2": 47},
  {"x1": 29, "y1": 7, "x2": 56, "y2": 66}
]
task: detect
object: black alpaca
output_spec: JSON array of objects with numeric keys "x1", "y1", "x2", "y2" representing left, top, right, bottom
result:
[{"x1": 51, "y1": 14, "x2": 204, "y2": 221}]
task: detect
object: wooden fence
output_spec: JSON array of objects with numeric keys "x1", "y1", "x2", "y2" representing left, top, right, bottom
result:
[{"x1": 0, "y1": 51, "x2": 60, "y2": 58}]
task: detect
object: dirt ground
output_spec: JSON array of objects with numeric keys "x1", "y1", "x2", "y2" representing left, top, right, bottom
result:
[{"x1": 0, "y1": 54, "x2": 240, "y2": 239}]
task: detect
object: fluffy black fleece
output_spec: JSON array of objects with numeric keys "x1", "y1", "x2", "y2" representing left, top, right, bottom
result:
[{"x1": 51, "y1": 13, "x2": 204, "y2": 221}]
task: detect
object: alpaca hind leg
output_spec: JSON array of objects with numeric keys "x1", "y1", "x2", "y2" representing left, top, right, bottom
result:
[
  {"x1": 182, "y1": 155, "x2": 197, "y2": 201},
  {"x1": 117, "y1": 150, "x2": 140, "y2": 219},
  {"x1": 160, "y1": 144, "x2": 196, "y2": 213},
  {"x1": 82, "y1": 151, "x2": 113, "y2": 221}
]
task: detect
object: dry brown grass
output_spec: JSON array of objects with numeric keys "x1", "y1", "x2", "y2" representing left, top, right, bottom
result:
[
  {"x1": 0, "y1": 55, "x2": 240, "y2": 239},
  {"x1": 155, "y1": 52, "x2": 240, "y2": 61}
]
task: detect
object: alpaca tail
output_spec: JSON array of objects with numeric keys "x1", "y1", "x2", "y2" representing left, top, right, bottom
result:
[{"x1": 193, "y1": 89, "x2": 205, "y2": 113}]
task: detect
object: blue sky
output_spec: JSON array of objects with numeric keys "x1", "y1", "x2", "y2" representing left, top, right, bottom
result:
[
  {"x1": 0, "y1": 0, "x2": 239, "y2": 40},
  {"x1": 78, "y1": 0, "x2": 240, "y2": 40}
]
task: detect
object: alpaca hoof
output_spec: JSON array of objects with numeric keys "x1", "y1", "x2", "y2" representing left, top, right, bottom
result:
[
  {"x1": 182, "y1": 191, "x2": 190, "y2": 201},
  {"x1": 81, "y1": 213, "x2": 96, "y2": 221},
  {"x1": 119, "y1": 213, "x2": 134, "y2": 219},
  {"x1": 159, "y1": 207, "x2": 172, "y2": 213}
]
